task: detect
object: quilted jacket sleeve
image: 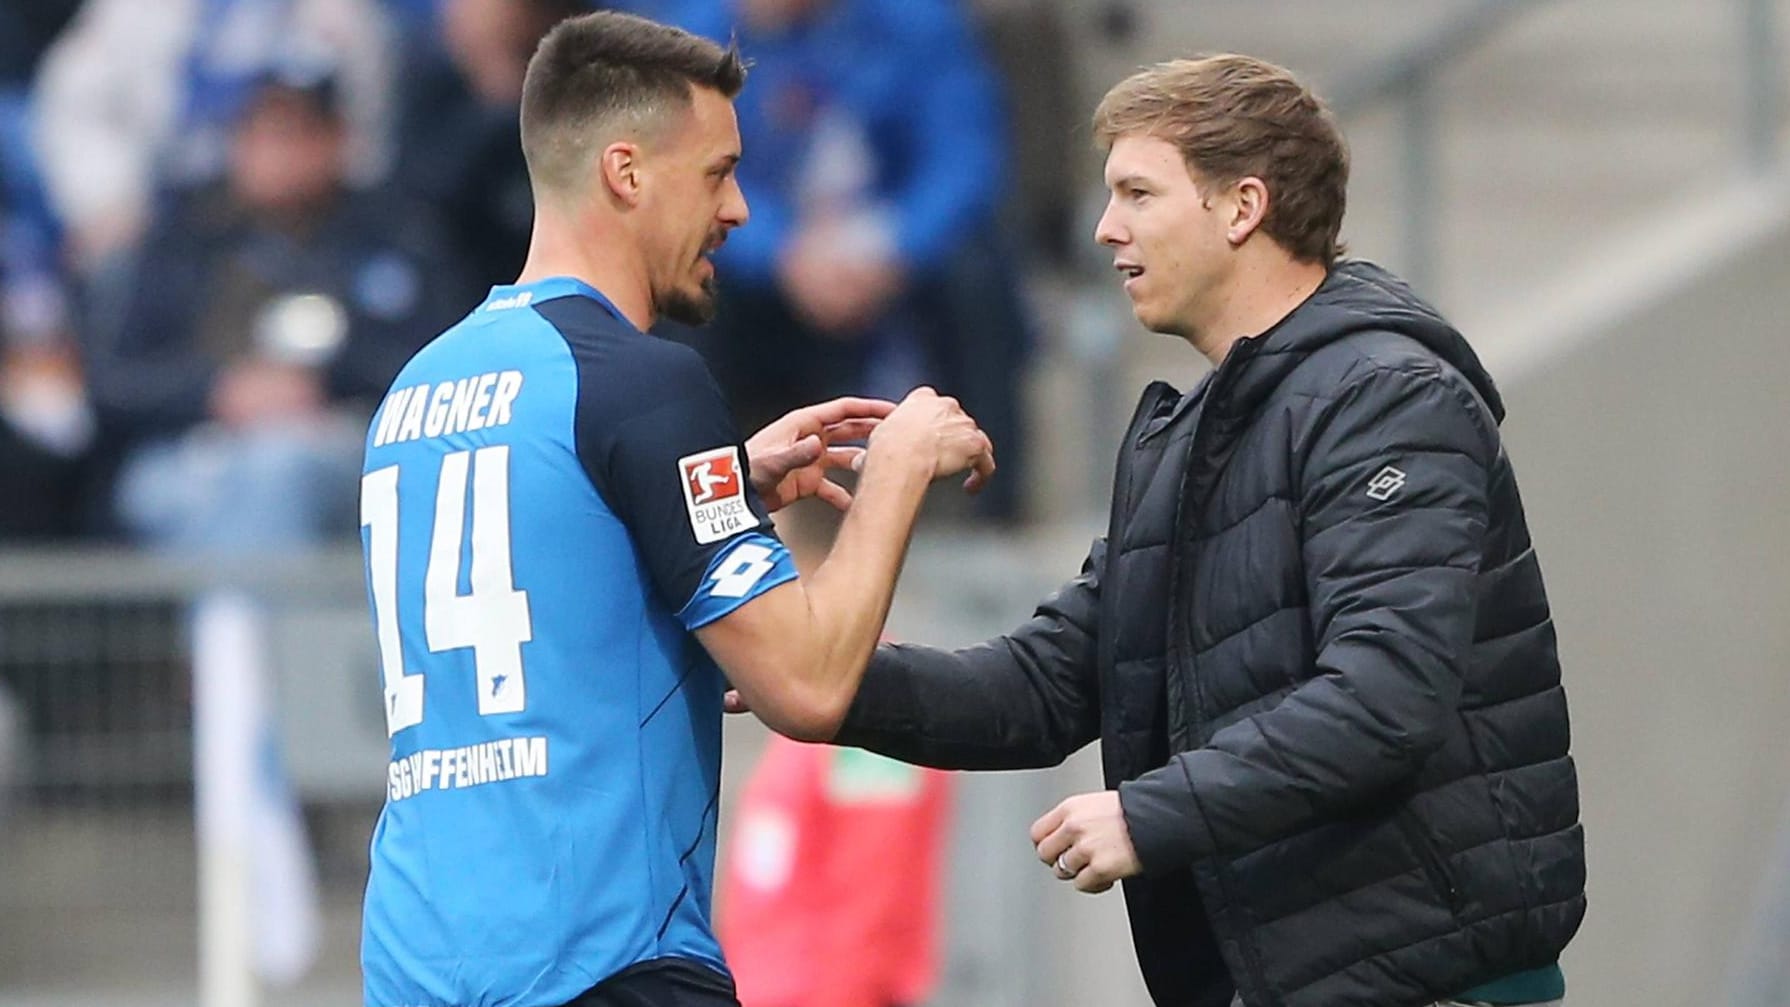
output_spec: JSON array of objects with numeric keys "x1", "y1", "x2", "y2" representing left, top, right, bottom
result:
[
  {"x1": 833, "y1": 540, "x2": 1105, "y2": 770},
  {"x1": 1121, "y1": 363, "x2": 1496, "y2": 871}
]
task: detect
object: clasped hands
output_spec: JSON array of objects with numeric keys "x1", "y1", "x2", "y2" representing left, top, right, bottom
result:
[
  {"x1": 744, "y1": 389, "x2": 993, "y2": 514},
  {"x1": 744, "y1": 396, "x2": 1137, "y2": 894}
]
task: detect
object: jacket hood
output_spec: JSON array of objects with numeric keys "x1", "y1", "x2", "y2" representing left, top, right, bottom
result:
[{"x1": 1216, "y1": 260, "x2": 1504, "y2": 422}]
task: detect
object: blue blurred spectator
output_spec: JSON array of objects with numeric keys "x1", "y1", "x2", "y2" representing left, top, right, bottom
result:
[
  {"x1": 31, "y1": 0, "x2": 396, "y2": 274},
  {"x1": 391, "y1": 0, "x2": 587, "y2": 294},
  {"x1": 381, "y1": 0, "x2": 609, "y2": 31},
  {"x1": 0, "y1": 0, "x2": 95, "y2": 540},
  {"x1": 0, "y1": 120, "x2": 95, "y2": 540},
  {"x1": 81, "y1": 62, "x2": 468, "y2": 553},
  {"x1": 382, "y1": 0, "x2": 445, "y2": 31},
  {"x1": 660, "y1": 0, "x2": 1034, "y2": 523}
]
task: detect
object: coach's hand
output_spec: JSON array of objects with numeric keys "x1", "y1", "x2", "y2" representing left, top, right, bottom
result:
[
  {"x1": 746, "y1": 396, "x2": 892, "y2": 512},
  {"x1": 1031, "y1": 790, "x2": 1143, "y2": 894},
  {"x1": 868, "y1": 387, "x2": 995, "y2": 493}
]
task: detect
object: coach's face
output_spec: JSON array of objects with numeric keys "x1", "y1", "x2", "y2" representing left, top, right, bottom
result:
[
  {"x1": 641, "y1": 86, "x2": 749, "y2": 326},
  {"x1": 1095, "y1": 134, "x2": 1237, "y2": 340}
]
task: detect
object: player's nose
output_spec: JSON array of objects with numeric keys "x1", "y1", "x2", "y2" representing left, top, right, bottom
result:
[{"x1": 720, "y1": 177, "x2": 749, "y2": 228}]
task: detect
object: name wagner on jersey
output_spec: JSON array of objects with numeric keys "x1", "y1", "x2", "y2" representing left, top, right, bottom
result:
[{"x1": 371, "y1": 370, "x2": 526, "y2": 447}]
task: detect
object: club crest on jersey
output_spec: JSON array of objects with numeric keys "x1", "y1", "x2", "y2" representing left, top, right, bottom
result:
[{"x1": 678, "y1": 446, "x2": 758, "y2": 545}]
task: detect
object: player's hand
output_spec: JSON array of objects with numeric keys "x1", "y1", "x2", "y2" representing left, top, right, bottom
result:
[
  {"x1": 745, "y1": 396, "x2": 893, "y2": 512},
  {"x1": 1031, "y1": 790, "x2": 1143, "y2": 894},
  {"x1": 867, "y1": 386, "x2": 995, "y2": 493}
]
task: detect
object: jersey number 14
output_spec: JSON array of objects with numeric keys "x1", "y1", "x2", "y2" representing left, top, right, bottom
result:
[{"x1": 361, "y1": 447, "x2": 534, "y2": 736}]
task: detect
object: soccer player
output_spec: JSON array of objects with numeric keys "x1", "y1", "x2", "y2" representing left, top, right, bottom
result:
[{"x1": 357, "y1": 12, "x2": 994, "y2": 1007}]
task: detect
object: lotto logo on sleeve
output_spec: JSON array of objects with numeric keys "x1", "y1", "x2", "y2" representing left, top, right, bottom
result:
[
  {"x1": 678, "y1": 446, "x2": 760, "y2": 544},
  {"x1": 1366, "y1": 465, "x2": 1407, "y2": 501}
]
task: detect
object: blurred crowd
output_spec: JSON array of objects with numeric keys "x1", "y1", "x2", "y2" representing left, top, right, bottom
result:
[{"x1": 0, "y1": 0, "x2": 1073, "y2": 551}]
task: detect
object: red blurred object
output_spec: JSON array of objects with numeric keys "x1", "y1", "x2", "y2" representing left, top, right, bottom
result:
[{"x1": 718, "y1": 736, "x2": 952, "y2": 1007}]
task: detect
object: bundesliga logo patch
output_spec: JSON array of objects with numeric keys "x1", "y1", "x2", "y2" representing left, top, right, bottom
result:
[{"x1": 678, "y1": 446, "x2": 759, "y2": 544}]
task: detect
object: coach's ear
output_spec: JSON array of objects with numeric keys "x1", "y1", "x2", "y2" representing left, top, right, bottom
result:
[
  {"x1": 599, "y1": 142, "x2": 644, "y2": 206},
  {"x1": 1224, "y1": 175, "x2": 1270, "y2": 247}
]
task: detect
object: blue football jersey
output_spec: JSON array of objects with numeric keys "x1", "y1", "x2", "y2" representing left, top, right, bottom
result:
[{"x1": 359, "y1": 277, "x2": 797, "y2": 1007}]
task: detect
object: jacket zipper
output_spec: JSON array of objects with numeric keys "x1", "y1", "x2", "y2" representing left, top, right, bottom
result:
[
  {"x1": 1098, "y1": 384, "x2": 1178, "y2": 774},
  {"x1": 1167, "y1": 352, "x2": 1279, "y2": 1002}
]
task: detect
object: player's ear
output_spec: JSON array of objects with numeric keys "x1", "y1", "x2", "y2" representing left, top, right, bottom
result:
[{"x1": 598, "y1": 142, "x2": 644, "y2": 207}]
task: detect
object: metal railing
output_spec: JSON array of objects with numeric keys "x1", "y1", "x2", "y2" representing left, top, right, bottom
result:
[
  {"x1": 1741, "y1": 0, "x2": 1787, "y2": 176},
  {"x1": 0, "y1": 545, "x2": 375, "y2": 804},
  {"x1": 0, "y1": 546, "x2": 374, "y2": 1005},
  {"x1": 1326, "y1": 0, "x2": 1785, "y2": 297},
  {"x1": 1327, "y1": 0, "x2": 1548, "y2": 297}
]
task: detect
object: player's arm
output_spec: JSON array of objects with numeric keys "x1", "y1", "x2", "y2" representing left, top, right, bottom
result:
[
  {"x1": 578, "y1": 341, "x2": 991, "y2": 742},
  {"x1": 696, "y1": 388, "x2": 992, "y2": 741}
]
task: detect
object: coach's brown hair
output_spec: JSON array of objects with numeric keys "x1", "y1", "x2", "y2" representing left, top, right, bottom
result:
[
  {"x1": 520, "y1": 10, "x2": 746, "y2": 194},
  {"x1": 1093, "y1": 54, "x2": 1348, "y2": 264}
]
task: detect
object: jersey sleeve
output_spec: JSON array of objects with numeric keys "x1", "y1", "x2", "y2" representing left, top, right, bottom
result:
[{"x1": 575, "y1": 339, "x2": 796, "y2": 628}]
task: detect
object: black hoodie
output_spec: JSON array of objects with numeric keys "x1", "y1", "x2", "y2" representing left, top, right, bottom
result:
[{"x1": 839, "y1": 261, "x2": 1585, "y2": 1006}]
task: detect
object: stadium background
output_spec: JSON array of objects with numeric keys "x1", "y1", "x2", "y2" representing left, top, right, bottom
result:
[{"x1": 0, "y1": 1, "x2": 1787, "y2": 1005}]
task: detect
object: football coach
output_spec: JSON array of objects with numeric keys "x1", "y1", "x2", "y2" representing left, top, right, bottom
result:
[{"x1": 825, "y1": 54, "x2": 1586, "y2": 1007}]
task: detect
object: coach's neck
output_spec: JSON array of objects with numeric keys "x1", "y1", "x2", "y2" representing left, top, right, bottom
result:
[{"x1": 1183, "y1": 243, "x2": 1328, "y2": 368}]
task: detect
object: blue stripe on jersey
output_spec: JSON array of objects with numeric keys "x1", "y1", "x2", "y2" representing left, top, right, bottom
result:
[
  {"x1": 361, "y1": 277, "x2": 781, "y2": 1007},
  {"x1": 677, "y1": 532, "x2": 798, "y2": 630}
]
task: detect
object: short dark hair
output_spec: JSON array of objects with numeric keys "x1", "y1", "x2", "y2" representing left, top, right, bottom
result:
[
  {"x1": 520, "y1": 10, "x2": 746, "y2": 194},
  {"x1": 1094, "y1": 54, "x2": 1349, "y2": 265}
]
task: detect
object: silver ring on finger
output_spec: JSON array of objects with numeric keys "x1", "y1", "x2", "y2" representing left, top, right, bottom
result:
[{"x1": 1054, "y1": 853, "x2": 1076, "y2": 880}]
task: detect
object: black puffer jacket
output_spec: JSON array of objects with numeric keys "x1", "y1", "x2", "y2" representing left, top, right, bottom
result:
[{"x1": 838, "y1": 262, "x2": 1585, "y2": 1007}]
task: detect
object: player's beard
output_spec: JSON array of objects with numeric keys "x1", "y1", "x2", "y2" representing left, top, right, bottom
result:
[
  {"x1": 660, "y1": 229, "x2": 725, "y2": 325},
  {"x1": 660, "y1": 271, "x2": 720, "y2": 326}
]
